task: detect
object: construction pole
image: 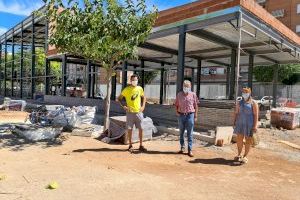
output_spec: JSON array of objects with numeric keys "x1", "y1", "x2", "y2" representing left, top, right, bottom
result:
[{"x1": 235, "y1": 12, "x2": 243, "y2": 101}]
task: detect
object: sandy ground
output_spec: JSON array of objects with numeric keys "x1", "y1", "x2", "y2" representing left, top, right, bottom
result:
[{"x1": 0, "y1": 128, "x2": 300, "y2": 200}]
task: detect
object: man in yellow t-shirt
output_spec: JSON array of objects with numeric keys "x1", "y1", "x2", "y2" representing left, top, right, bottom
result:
[{"x1": 117, "y1": 74, "x2": 147, "y2": 152}]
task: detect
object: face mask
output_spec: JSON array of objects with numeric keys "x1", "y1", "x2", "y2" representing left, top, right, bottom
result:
[
  {"x1": 183, "y1": 87, "x2": 191, "y2": 94},
  {"x1": 242, "y1": 93, "x2": 250, "y2": 100},
  {"x1": 131, "y1": 80, "x2": 138, "y2": 86}
]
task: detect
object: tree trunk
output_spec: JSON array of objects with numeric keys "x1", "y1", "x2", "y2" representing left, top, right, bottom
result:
[{"x1": 104, "y1": 70, "x2": 112, "y2": 131}]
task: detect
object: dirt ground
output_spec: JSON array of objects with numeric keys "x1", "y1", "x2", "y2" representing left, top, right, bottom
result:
[{"x1": 0, "y1": 128, "x2": 300, "y2": 200}]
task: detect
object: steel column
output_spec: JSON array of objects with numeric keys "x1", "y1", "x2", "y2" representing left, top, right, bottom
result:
[
  {"x1": 4, "y1": 33, "x2": 7, "y2": 96},
  {"x1": 160, "y1": 63, "x2": 165, "y2": 105},
  {"x1": 226, "y1": 65, "x2": 230, "y2": 99},
  {"x1": 45, "y1": 59, "x2": 50, "y2": 95},
  {"x1": 87, "y1": 60, "x2": 91, "y2": 98},
  {"x1": 0, "y1": 44, "x2": 2, "y2": 96},
  {"x1": 229, "y1": 49, "x2": 237, "y2": 100},
  {"x1": 248, "y1": 54, "x2": 254, "y2": 90},
  {"x1": 235, "y1": 13, "x2": 243, "y2": 101},
  {"x1": 92, "y1": 65, "x2": 96, "y2": 98},
  {"x1": 31, "y1": 14, "x2": 36, "y2": 99},
  {"x1": 61, "y1": 54, "x2": 67, "y2": 96},
  {"x1": 111, "y1": 72, "x2": 117, "y2": 100},
  {"x1": 176, "y1": 25, "x2": 186, "y2": 94},
  {"x1": 196, "y1": 60, "x2": 202, "y2": 98},
  {"x1": 20, "y1": 22, "x2": 24, "y2": 98},
  {"x1": 122, "y1": 61, "x2": 128, "y2": 89},
  {"x1": 11, "y1": 29, "x2": 14, "y2": 97},
  {"x1": 141, "y1": 59, "x2": 145, "y2": 89},
  {"x1": 191, "y1": 68, "x2": 195, "y2": 92},
  {"x1": 44, "y1": 21, "x2": 49, "y2": 95},
  {"x1": 272, "y1": 64, "x2": 279, "y2": 108}
]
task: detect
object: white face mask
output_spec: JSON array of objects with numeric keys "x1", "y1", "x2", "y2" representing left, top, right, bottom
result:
[
  {"x1": 183, "y1": 87, "x2": 191, "y2": 94},
  {"x1": 242, "y1": 93, "x2": 250, "y2": 100},
  {"x1": 131, "y1": 80, "x2": 138, "y2": 86}
]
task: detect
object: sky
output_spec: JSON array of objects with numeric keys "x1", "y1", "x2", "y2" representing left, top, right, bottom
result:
[{"x1": 0, "y1": 0, "x2": 197, "y2": 36}]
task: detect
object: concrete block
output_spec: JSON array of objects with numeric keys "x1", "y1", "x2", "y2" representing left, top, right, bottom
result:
[{"x1": 215, "y1": 126, "x2": 233, "y2": 145}]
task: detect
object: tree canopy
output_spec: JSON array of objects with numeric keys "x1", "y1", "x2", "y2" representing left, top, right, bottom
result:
[{"x1": 253, "y1": 64, "x2": 300, "y2": 85}]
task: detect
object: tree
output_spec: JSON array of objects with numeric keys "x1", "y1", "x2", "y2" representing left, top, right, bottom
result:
[
  {"x1": 136, "y1": 70, "x2": 159, "y2": 84},
  {"x1": 45, "y1": 0, "x2": 157, "y2": 131},
  {"x1": 253, "y1": 64, "x2": 300, "y2": 99},
  {"x1": 253, "y1": 64, "x2": 300, "y2": 83}
]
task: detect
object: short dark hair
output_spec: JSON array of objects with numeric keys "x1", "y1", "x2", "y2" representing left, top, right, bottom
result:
[{"x1": 130, "y1": 74, "x2": 139, "y2": 80}]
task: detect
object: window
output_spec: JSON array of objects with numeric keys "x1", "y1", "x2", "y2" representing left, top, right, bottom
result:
[
  {"x1": 297, "y1": 4, "x2": 300, "y2": 14},
  {"x1": 296, "y1": 25, "x2": 300, "y2": 33},
  {"x1": 271, "y1": 9, "x2": 285, "y2": 18}
]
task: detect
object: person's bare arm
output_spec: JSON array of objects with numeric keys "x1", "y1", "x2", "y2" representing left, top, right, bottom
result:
[
  {"x1": 252, "y1": 102, "x2": 259, "y2": 132},
  {"x1": 194, "y1": 94, "x2": 199, "y2": 122},
  {"x1": 233, "y1": 103, "x2": 240, "y2": 127},
  {"x1": 117, "y1": 94, "x2": 128, "y2": 112},
  {"x1": 140, "y1": 95, "x2": 146, "y2": 112},
  {"x1": 175, "y1": 95, "x2": 180, "y2": 116}
]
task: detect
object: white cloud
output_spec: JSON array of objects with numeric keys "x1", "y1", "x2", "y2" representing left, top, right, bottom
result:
[
  {"x1": 0, "y1": 0, "x2": 43, "y2": 16},
  {"x1": 0, "y1": 26, "x2": 7, "y2": 35}
]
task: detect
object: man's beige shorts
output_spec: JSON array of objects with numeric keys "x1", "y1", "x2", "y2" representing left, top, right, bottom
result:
[{"x1": 126, "y1": 112, "x2": 144, "y2": 130}]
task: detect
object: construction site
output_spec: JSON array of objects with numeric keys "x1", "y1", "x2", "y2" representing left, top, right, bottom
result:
[{"x1": 0, "y1": 0, "x2": 299, "y2": 199}]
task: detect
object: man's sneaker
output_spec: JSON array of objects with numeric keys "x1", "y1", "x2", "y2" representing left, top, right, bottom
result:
[
  {"x1": 188, "y1": 151, "x2": 194, "y2": 157},
  {"x1": 178, "y1": 147, "x2": 185, "y2": 154},
  {"x1": 139, "y1": 145, "x2": 147, "y2": 152}
]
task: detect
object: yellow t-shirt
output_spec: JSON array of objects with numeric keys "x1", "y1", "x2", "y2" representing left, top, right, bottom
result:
[{"x1": 121, "y1": 86, "x2": 144, "y2": 113}]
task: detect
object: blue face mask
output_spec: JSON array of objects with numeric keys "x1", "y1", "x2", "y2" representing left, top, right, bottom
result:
[{"x1": 183, "y1": 87, "x2": 191, "y2": 94}]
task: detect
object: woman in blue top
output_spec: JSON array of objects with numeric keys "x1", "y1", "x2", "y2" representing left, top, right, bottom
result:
[{"x1": 233, "y1": 87, "x2": 259, "y2": 164}]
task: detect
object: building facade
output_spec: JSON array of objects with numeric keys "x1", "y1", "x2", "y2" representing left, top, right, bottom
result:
[{"x1": 257, "y1": 0, "x2": 300, "y2": 35}]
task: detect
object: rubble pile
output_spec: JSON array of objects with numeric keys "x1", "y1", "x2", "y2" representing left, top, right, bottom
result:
[{"x1": 0, "y1": 98, "x2": 101, "y2": 142}]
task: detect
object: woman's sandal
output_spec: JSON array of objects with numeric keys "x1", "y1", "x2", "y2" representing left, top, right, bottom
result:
[
  {"x1": 234, "y1": 156, "x2": 242, "y2": 162},
  {"x1": 241, "y1": 157, "x2": 248, "y2": 164}
]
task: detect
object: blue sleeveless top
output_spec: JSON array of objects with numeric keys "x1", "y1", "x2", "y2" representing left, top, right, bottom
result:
[{"x1": 234, "y1": 100, "x2": 254, "y2": 136}]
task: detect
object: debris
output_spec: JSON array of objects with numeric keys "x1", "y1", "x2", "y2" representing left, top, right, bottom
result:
[
  {"x1": 0, "y1": 111, "x2": 29, "y2": 124},
  {"x1": 22, "y1": 175, "x2": 30, "y2": 183},
  {"x1": 46, "y1": 181, "x2": 59, "y2": 190},
  {"x1": 271, "y1": 108, "x2": 300, "y2": 130},
  {"x1": 279, "y1": 140, "x2": 300, "y2": 150},
  {"x1": 105, "y1": 116, "x2": 156, "y2": 144},
  {"x1": 215, "y1": 126, "x2": 233, "y2": 146},
  {"x1": 13, "y1": 125, "x2": 62, "y2": 142}
]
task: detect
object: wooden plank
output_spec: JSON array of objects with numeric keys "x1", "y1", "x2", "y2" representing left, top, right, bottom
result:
[{"x1": 279, "y1": 140, "x2": 300, "y2": 150}]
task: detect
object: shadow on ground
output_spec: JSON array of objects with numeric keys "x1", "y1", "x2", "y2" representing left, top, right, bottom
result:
[
  {"x1": 73, "y1": 147, "x2": 178, "y2": 155},
  {"x1": 0, "y1": 132, "x2": 63, "y2": 151},
  {"x1": 189, "y1": 158, "x2": 242, "y2": 166}
]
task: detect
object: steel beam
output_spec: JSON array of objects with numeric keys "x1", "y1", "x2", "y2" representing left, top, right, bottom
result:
[{"x1": 176, "y1": 25, "x2": 186, "y2": 94}]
